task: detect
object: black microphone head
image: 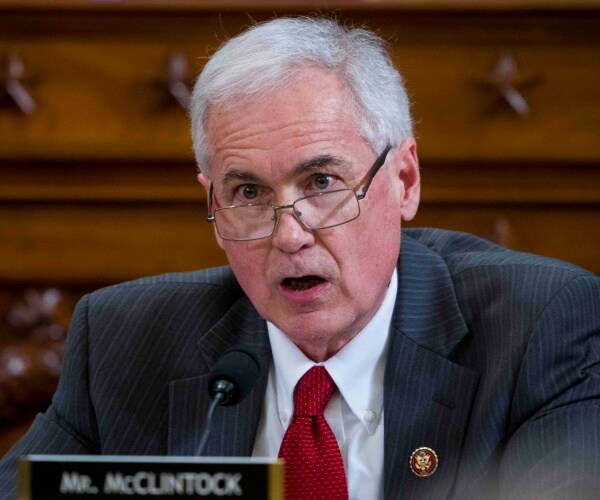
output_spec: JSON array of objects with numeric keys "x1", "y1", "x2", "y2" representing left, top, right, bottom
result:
[{"x1": 208, "y1": 349, "x2": 260, "y2": 406}]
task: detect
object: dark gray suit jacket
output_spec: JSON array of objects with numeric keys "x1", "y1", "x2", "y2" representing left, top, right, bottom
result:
[{"x1": 1, "y1": 228, "x2": 599, "y2": 499}]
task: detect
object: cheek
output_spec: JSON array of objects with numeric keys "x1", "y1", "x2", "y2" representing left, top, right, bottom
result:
[
  {"x1": 380, "y1": 177, "x2": 405, "y2": 228},
  {"x1": 332, "y1": 218, "x2": 396, "y2": 286},
  {"x1": 222, "y1": 242, "x2": 270, "y2": 292},
  {"x1": 374, "y1": 205, "x2": 403, "y2": 262},
  {"x1": 355, "y1": 191, "x2": 402, "y2": 272}
]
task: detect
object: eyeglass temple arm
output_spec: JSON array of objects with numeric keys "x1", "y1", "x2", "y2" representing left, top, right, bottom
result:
[
  {"x1": 355, "y1": 144, "x2": 392, "y2": 201},
  {"x1": 207, "y1": 183, "x2": 215, "y2": 222}
]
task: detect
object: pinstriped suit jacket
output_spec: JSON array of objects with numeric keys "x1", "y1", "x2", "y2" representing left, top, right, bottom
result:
[{"x1": 1, "y1": 228, "x2": 599, "y2": 499}]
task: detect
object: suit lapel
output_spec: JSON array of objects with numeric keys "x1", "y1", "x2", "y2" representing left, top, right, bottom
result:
[
  {"x1": 168, "y1": 296, "x2": 270, "y2": 457},
  {"x1": 383, "y1": 236, "x2": 480, "y2": 499}
]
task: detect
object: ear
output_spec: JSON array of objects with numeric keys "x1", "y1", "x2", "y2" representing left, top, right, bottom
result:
[
  {"x1": 394, "y1": 138, "x2": 420, "y2": 221},
  {"x1": 197, "y1": 172, "x2": 211, "y2": 192},
  {"x1": 197, "y1": 172, "x2": 226, "y2": 250}
]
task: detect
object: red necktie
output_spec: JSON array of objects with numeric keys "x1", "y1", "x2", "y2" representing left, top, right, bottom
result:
[{"x1": 278, "y1": 366, "x2": 349, "y2": 500}]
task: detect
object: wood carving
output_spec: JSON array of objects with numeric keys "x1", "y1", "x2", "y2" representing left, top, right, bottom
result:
[
  {"x1": 0, "y1": 289, "x2": 70, "y2": 423},
  {"x1": 0, "y1": 53, "x2": 37, "y2": 114},
  {"x1": 473, "y1": 53, "x2": 542, "y2": 117},
  {"x1": 144, "y1": 52, "x2": 193, "y2": 112}
]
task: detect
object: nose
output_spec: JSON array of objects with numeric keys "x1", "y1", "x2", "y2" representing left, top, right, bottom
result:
[{"x1": 271, "y1": 207, "x2": 315, "y2": 253}]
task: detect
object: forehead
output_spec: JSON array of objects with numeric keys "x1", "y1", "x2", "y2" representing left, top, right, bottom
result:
[{"x1": 204, "y1": 68, "x2": 369, "y2": 181}]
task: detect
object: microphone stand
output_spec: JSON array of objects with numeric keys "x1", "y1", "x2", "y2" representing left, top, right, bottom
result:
[{"x1": 195, "y1": 380, "x2": 234, "y2": 456}]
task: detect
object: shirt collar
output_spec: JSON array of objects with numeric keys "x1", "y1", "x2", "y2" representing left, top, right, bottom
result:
[{"x1": 267, "y1": 268, "x2": 397, "y2": 433}]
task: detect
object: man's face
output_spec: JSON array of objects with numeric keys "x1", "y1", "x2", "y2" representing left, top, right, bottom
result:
[{"x1": 198, "y1": 68, "x2": 419, "y2": 360}]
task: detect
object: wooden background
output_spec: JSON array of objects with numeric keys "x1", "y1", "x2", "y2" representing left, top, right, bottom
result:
[{"x1": 1, "y1": 0, "x2": 599, "y2": 452}]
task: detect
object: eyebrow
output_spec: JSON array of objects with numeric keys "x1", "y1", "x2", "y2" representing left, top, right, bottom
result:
[
  {"x1": 221, "y1": 169, "x2": 261, "y2": 187},
  {"x1": 292, "y1": 154, "x2": 346, "y2": 176},
  {"x1": 220, "y1": 154, "x2": 346, "y2": 185}
]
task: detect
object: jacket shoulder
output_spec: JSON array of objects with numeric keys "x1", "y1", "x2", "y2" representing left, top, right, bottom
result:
[
  {"x1": 402, "y1": 227, "x2": 594, "y2": 279},
  {"x1": 120, "y1": 265, "x2": 239, "y2": 288},
  {"x1": 82, "y1": 265, "x2": 244, "y2": 319},
  {"x1": 90, "y1": 265, "x2": 241, "y2": 295}
]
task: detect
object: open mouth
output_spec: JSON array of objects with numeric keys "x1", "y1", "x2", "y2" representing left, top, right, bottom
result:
[{"x1": 282, "y1": 276, "x2": 325, "y2": 291}]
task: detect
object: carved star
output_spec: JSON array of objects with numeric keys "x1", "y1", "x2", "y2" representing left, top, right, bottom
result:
[
  {"x1": 144, "y1": 51, "x2": 193, "y2": 112},
  {"x1": 473, "y1": 52, "x2": 542, "y2": 117},
  {"x1": 0, "y1": 53, "x2": 38, "y2": 114}
]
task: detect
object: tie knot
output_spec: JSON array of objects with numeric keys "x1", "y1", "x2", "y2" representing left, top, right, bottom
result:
[{"x1": 293, "y1": 366, "x2": 335, "y2": 417}]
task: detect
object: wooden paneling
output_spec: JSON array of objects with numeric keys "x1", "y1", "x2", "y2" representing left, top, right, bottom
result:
[
  {"x1": 0, "y1": 201, "x2": 224, "y2": 285},
  {"x1": 0, "y1": 160, "x2": 597, "y2": 285},
  {"x1": 0, "y1": 1, "x2": 598, "y2": 281},
  {"x1": 0, "y1": 42, "x2": 196, "y2": 160},
  {"x1": 402, "y1": 44, "x2": 600, "y2": 162},
  {"x1": 2, "y1": 0, "x2": 600, "y2": 11},
  {"x1": 1, "y1": 9, "x2": 599, "y2": 162}
]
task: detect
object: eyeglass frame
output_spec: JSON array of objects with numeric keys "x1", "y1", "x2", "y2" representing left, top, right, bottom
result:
[{"x1": 206, "y1": 144, "x2": 393, "y2": 241}]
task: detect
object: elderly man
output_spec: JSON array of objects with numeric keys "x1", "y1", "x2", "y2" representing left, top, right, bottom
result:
[{"x1": 1, "y1": 17, "x2": 599, "y2": 500}]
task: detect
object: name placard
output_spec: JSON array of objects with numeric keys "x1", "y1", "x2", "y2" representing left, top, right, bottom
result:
[{"x1": 18, "y1": 455, "x2": 283, "y2": 499}]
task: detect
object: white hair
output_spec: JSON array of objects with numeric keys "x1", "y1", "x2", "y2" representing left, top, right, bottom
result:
[{"x1": 190, "y1": 17, "x2": 413, "y2": 174}]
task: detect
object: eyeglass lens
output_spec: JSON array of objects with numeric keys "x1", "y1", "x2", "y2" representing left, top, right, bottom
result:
[{"x1": 214, "y1": 189, "x2": 360, "y2": 241}]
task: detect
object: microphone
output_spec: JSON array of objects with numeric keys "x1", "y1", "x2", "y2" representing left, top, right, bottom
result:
[{"x1": 195, "y1": 349, "x2": 260, "y2": 456}]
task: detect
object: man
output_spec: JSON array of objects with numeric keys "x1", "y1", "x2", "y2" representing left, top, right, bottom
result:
[{"x1": 1, "y1": 17, "x2": 599, "y2": 499}]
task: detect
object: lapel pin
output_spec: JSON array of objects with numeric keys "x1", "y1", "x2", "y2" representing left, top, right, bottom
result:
[{"x1": 410, "y1": 447, "x2": 439, "y2": 477}]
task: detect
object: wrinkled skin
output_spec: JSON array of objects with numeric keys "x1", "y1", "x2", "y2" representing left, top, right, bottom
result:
[{"x1": 198, "y1": 68, "x2": 420, "y2": 361}]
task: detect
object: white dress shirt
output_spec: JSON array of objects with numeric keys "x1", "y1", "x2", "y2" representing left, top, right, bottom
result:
[{"x1": 252, "y1": 269, "x2": 398, "y2": 500}]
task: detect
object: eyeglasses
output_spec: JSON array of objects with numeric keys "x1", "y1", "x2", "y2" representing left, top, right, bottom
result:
[{"x1": 207, "y1": 144, "x2": 392, "y2": 241}]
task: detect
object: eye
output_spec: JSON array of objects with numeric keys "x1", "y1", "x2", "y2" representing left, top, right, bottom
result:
[
  {"x1": 239, "y1": 184, "x2": 260, "y2": 201},
  {"x1": 313, "y1": 174, "x2": 332, "y2": 191}
]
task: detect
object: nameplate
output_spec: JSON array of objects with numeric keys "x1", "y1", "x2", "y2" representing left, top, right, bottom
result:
[{"x1": 18, "y1": 455, "x2": 283, "y2": 499}]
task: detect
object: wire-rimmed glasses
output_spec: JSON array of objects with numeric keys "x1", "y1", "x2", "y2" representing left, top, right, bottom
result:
[{"x1": 207, "y1": 144, "x2": 392, "y2": 241}]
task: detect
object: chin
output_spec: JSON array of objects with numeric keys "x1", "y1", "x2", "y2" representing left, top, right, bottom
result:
[{"x1": 276, "y1": 313, "x2": 353, "y2": 344}]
